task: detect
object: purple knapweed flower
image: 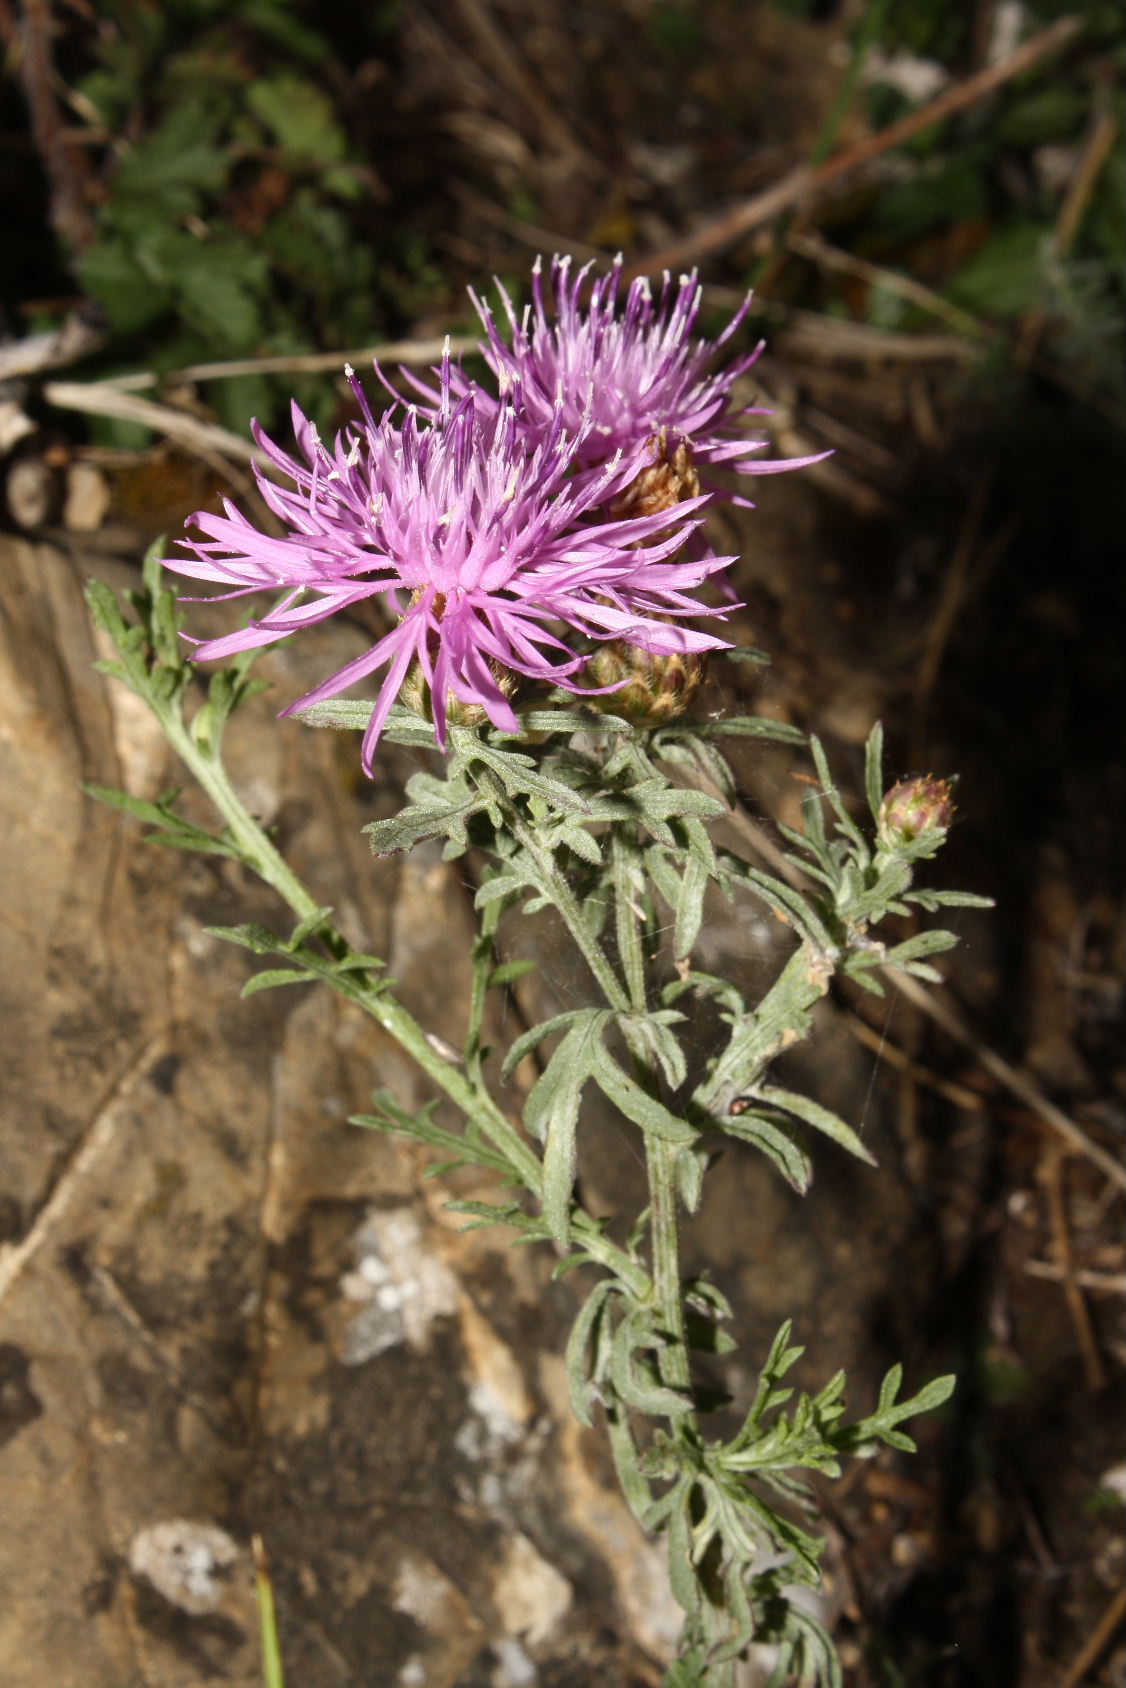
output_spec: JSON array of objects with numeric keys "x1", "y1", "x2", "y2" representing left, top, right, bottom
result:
[
  {"x1": 419, "y1": 254, "x2": 825, "y2": 498},
  {"x1": 164, "y1": 361, "x2": 735, "y2": 774}
]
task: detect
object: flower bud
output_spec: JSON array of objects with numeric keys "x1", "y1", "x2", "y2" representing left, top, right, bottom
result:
[
  {"x1": 584, "y1": 640, "x2": 707, "y2": 726},
  {"x1": 400, "y1": 659, "x2": 517, "y2": 730},
  {"x1": 878, "y1": 775, "x2": 956, "y2": 847}
]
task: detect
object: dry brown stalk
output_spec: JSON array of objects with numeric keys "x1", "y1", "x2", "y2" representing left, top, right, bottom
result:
[
  {"x1": 1038, "y1": 1148, "x2": 1107, "y2": 1392},
  {"x1": 449, "y1": 0, "x2": 596, "y2": 172},
  {"x1": 786, "y1": 232, "x2": 985, "y2": 341},
  {"x1": 1057, "y1": 1584, "x2": 1126, "y2": 1688},
  {"x1": 42, "y1": 380, "x2": 263, "y2": 494},
  {"x1": 626, "y1": 15, "x2": 1084, "y2": 278},
  {"x1": 0, "y1": 309, "x2": 105, "y2": 381},
  {"x1": 97, "y1": 335, "x2": 478, "y2": 393},
  {"x1": 15, "y1": 0, "x2": 98, "y2": 256}
]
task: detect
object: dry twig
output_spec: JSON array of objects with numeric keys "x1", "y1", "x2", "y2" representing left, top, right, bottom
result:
[
  {"x1": 0, "y1": 309, "x2": 105, "y2": 381},
  {"x1": 43, "y1": 379, "x2": 267, "y2": 469},
  {"x1": 1017, "y1": 102, "x2": 1121, "y2": 367},
  {"x1": 15, "y1": 0, "x2": 98, "y2": 256},
  {"x1": 1038, "y1": 1148, "x2": 1107, "y2": 1392},
  {"x1": 910, "y1": 472, "x2": 991, "y2": 756},
  {"x1": 769, "y1": 310, "x2": 981, "y2": 365},
  {"x1": 786, "y1": 232, "x2": 985, "y2": 341},
  {"x1": 1022, "y1": 1260, "x2": 1125, "y2": 1296},
  {"x1": 887, "y1": 970, "x2": 1125, "y2": 1193},
  {"x1": 843, "y1": 1010, "x2": 986, "y2": 1113},
  {"x1": 99, "y1": 335, "x2": 477, "y2": 393},
  {"x1": 450, "y1": 0, "x2": 595, "y2": 172},
  {"x1": 1057, "y1": 1584, "x2": 1126, "y2": 1688},
  {"x1": 627, "y1": 15, "x2": 1083, "y2": 277}
]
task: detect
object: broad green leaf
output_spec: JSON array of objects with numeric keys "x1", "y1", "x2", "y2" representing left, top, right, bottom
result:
[
  {"x1": 525, "y1": 1014, "x2": 611, "y2": 1240},
  {"x1": 114, "y1": 106, "x2": 227, "y2": 208},
  {"x1": 206, "y1": 921, "x2": 282, "y2": 954},
  {"x1": 947, "y1": 222, "x2": 1047, "y2": 320},
  {"x1": 494, "y1": 709, "x2": 632, "y2": 735},
  {"x1": 666, "y1": 1488, "x2": 700, "y2": 1613},
  {"x1": 675, "y1": 1144, "x2": 708, "y2": 1213},
  {"x1": 81, "y1": 237, "x2": 170, "y2": 333},
  {"x1": 295, "y1": 698, "x2": 378, "y2": 730},
  {"x1": 543, "y1": 1093, "x2": 580, "y2": 1246},
  {"x1": 555, "y1": 819, "x2": 603, "y2": 865},
  {"x1": 883, "y1": 929, "x2": 958, "y2": 968},
  {"x1": 743, "y1": 868, "x2": 836, "y2": 952},
  {"x1": 907, "y1": 888, "x2": 995, "y2": 911},
  {"x1": 248, "y1": 74, "x2": 348, "y2": 162},
  {"x1": 699, "y1": 715, "x2": 806, "y2": 744},
  {"x1": 457, "y1": 734, "x2": 592, "y2": 816},
  {"x1": 363, "y1": 791, "x2": 483, "y2": 855},
  {"x1": 287, "y1": 906, "x2": 334, "y2": 950},
  {"x1": 85, "y1": 783, "x2": 181, "y2": 830},
  {"x1": 627, "y1": 1010, "x2": 688, "y2": 1091},
  {"x1": 487, "y1": 958, "x2": 537, "y2": 988},
  {"x1": 611, "y1": 1309, "x2": 692, "y2": 1418}
]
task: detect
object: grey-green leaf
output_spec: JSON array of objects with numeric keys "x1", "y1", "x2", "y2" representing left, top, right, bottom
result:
[
  {"x1": 755, "y1": 1084, "x2": 876, "y2": 1166},
  {"x1": 591, "y1": 1048, "x2": 697, "y2": 1145}
]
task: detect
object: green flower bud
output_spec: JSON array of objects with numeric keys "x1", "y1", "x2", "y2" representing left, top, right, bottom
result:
[
  {"x1": 400, "y1": 659, "x2": 517, "y2": 730},
  {"x1": 878, "y1": 775, "x2": 956, "y2": 848},
  {"x1": 584, "y1": 641, "x2": 707, "y2": 726}
]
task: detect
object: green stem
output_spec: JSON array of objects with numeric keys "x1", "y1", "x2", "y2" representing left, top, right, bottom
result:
[
  {"x1": 692, "y1": 947, "x2": 833, "y2": 1117},
  {"x1": 155, "y1": 704, "x2": 650, "y2": 1295},
  {"x1": 646, "y1": 1133, "x2": 691, "y2": 1396},
  {"x1": 494, "y1": 787, "x2": 631, "y2": 1014},
  {"x1": 610, "y1": 833, "x2": 692, "y2": 1400},
  {"x1": 611, "y1": 832, "x2": 648, "y2": 1012}
]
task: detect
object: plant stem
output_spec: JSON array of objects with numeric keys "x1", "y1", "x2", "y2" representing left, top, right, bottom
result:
[
  {"x1": 646, "y1": 1133, "x2": 691, "y2": 1395},
  {"x1": 693, "y1": 947, "x2": 833, "y2": 1116},
  {"x1": 496, "y1": 787, "x2": 632, "y2": 1014},
  {"x1": 610, "y1": 832, "x2": 693, "y2": 1400},
  {"x1": 154, "y1": 703, "x2": 649, "y2": 1295},
  {"x1": 612, "y1": 832, "x2": 648, "y2": 1013}
]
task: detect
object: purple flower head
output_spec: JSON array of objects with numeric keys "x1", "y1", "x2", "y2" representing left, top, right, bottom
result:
[
  {"x1": 440, "y1": 254, "x2": 825, "y2": 495},
  {"x1": 164, "y1": 357, "x2": 735, "y2": 774}
]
